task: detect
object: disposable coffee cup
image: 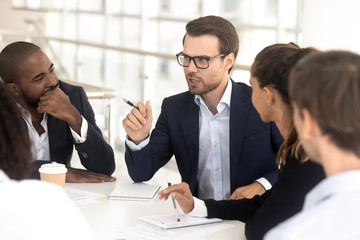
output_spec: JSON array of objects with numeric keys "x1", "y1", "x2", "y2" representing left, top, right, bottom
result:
[{"x1": 39, "y1": 162, "x2": 67, "y2": 188}]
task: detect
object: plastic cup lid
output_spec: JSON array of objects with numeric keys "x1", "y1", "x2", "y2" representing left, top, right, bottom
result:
[{"x1": 39, "y1": 162, "x2": 67, "y2": 174}]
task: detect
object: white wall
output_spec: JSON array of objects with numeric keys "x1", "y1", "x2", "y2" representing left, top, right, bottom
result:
[{"x1": 303, "y1": 0, "x2": 360, "y2": 53}]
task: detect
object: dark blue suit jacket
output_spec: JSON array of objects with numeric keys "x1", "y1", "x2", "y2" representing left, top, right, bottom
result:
[
  {"x1": 30, "y1": 80, "x2": 115, "y2": 178},
  {"x1": 125, "y1": 80, "x2": 283, "y2": 197}
]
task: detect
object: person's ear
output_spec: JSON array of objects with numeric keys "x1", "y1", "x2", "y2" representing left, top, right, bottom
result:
[
  {"x1": 6, "y1": 83, "x2": 21, "y2": 97},
  {"x1": 263, "y1": 86, "x2": 275, "y2": 105},
  {"x1": 224, "y1": 53, "x2": 234, "y2": 71},
  {"x1": 301, "y1": 108, "x2": 321, "y2": 140}
]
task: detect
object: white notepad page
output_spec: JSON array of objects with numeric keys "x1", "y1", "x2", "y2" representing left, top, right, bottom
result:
[
  {"x1": 138, "y1": 213, "x2": 223, "y2": 230},
  {"x1": 108, "y1": 183, "x2": 161, "y2": 201}
]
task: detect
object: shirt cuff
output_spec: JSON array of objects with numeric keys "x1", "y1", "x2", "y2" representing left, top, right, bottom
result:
[
  {"x1": 125, "y1": 135, "x2": 150, "y2": 151},
  {"x1": 187, "y1": 197, "x2": 208, "y2": 218},
  {"x1": 70, "y1": 116, "x2": 88, "y2": 143},
  {"x1": 256, "y1": 177, "x2": 272, "y2": 191}
]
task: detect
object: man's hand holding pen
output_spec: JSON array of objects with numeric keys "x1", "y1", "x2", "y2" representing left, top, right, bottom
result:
[
  {"x1": 122, "y1": 100, "x2": 153, "y2": 145},
  {"x1": 158, "y1": 182, "x2": 195, "y2": 214}
]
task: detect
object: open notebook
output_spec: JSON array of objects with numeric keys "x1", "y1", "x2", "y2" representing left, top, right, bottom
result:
[
  {"x1": 138, "y1": 213, "x2": 223, "y2": 230},
  {"x1": 108, "y1": 183, "x2": 160, "y2": 201}
]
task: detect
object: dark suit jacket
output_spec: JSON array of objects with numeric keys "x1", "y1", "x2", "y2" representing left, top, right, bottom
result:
[
  {"x1": 30, "y1": 81, "x2": 115, "y2": 177},
  {"x1": 125, "y1": 80, "x2": 283, "y2": 197},
  {"x1": 205, "y1": 155, "x2": 325, "y2": 240}
]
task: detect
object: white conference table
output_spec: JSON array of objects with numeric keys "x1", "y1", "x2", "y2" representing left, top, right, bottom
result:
[{"x1": 66, "y1": 165, "x2": 246, "y2": 240}]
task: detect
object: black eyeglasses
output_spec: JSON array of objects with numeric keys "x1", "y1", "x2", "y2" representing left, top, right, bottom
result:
[{"x1": 176, "y1": 52, "x2": 226, "y2": 69}]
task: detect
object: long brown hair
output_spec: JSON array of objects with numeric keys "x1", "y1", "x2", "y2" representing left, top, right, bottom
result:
[
  {"x1": 0, "y1": 81, "x2": 32, "y2": 179},
  {"x1": 251, "y1": 43, "x2": 318, "y2": 169}
]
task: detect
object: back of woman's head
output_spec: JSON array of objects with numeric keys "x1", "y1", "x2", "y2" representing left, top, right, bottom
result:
[
  {"x1": 0, "y1": 81, "x2": 32, "y2": 179},
  {"x1": 251, "y1": 43, "x2": 318, "y2": 104},
  {"x1": 251, "y1": 43, "x2": 319, "y2": 168}
]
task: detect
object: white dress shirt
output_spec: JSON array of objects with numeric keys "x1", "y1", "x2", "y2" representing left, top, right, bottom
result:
[
  {"x1": 195, "y1": 80, "x2": 232, "y2": 200},
  {"x1": 0, "y1": 170, "x2": 95, "y2": 239},
  {"x1": 20, "y1": 106, "x2": 88, "y2": 161},
  {"x1": 265, "y1": 170, "x2": 360, "y2": 240}
]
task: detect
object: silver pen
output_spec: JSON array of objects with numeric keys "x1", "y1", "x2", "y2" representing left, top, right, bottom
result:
[
  {"x1": 167, "y1": 177, "x2": 180, "y2": 222},
  {"x1": 122, "y1": 98, "x2": 139, "y2": 110}
]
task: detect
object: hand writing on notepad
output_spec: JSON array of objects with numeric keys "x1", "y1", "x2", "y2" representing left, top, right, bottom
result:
[{"x1": 158, "y1": 182, "x2": 194, "y2": 214}]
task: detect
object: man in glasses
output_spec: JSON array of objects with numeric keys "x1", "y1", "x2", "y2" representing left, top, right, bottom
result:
[
  {"x1": 122, "y1": 15, "x2": 282, "y2": 200},
  {"x1": 0, "y1": 41, "x2": 116, "y2": 182}
]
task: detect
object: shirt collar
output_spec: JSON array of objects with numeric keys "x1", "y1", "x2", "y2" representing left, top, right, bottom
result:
[
  {"x1": 18, "y1": 104, "x2": 47, "y2": 125},
  {"x1": 194, "y1": 77, "x2": 232, "y2": 109},
  {"x1": 304, "y1": 169, "x2": 360, "y2": 209}
]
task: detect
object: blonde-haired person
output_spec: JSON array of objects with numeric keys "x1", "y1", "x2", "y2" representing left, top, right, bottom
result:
[
  {"x1": 159, "y1": 43, "x2": 325, "y2": 240},
  {"x1": 0, "y1": 82, "x2": 95, "y2": 240},
  {"x1": 266, "y1": 51, "x2": 360, "y2": 239}
]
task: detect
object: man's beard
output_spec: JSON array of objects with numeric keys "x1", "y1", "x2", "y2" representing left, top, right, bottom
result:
[
  {"x1": 20, "y1": 90, "x2": 40, "y2": 108},
  {"x1": 20, "y1": 80, "x2": 60, "y2": 108},
  {"x1": 187, "y1": 79, "x2": 222, "y2": 95}
]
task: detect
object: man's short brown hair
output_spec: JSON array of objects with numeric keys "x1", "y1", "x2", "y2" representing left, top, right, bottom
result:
[
  {"x1": 183, "y1": 15, "x2": 239, "y2": 73},
  {"x1": 289, "y1": 51, "x2": 360, "y2": 157}
]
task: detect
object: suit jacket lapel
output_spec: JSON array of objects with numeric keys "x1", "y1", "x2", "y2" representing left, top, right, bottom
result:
[
  {"x1": 47, "y1": 114, "x2": 69, "y2": 163},
  {"x1": 229, "y1": 81, "x2": 251, "y2": 189},
  {"x1": 181, "y1": 93, "x2": 199, "y2": 180}
]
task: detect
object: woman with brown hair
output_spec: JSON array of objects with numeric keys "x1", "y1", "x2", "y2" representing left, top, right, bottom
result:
[
  {"x1": 0, "y1": 80, "x2": 33, "y2": 179},
  {"x1": 159, "y1": 43, "x2": 326, "y2": 240}
]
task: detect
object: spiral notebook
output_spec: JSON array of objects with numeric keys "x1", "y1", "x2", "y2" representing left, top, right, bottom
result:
[
  {"x1": 138, "y1": 213, "x2": 223, "y2": 230},
  {"x1": 108, "y1": 183, "x2": 160, "y2": 201}
]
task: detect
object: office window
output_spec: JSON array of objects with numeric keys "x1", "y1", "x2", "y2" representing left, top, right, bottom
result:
[
  {"x1": 78, "y1": 0, "x2": 103, "y2": 12},
  {"x1": 161, "y1": 0, "x2": 171, "y2": 12},
  {"x1": 122, "y1": 0, "x2": 141, "y2": 15},
  {"x1": 9, "y1": 0, "x2": 303, "y2": 150}
]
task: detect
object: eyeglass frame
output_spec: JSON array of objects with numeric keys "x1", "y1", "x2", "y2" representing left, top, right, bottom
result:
[{"x1": 176, "y1": 52, "x2": 226, "y2": 69}]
